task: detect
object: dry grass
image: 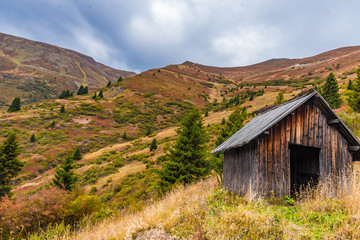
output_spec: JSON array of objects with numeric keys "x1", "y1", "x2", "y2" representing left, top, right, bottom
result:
[{"x1": 39, "y1": 168, "x2": 360, "y2": 240}]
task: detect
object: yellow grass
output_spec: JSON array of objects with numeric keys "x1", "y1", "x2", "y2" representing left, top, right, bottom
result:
[
  {"x1": 85, "y1": 161, "x2": 146, "y2": 191},
  {"x1": 46, "y1": 165, "x2": 360, "y2": 240}
]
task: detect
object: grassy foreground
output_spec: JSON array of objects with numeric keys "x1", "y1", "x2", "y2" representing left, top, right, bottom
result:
[{"x1": 29, "y1": 166, "x2": 360, "y2": 240}]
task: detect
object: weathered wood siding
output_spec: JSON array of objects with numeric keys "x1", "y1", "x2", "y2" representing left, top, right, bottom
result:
[
  {"x1": 223, "y1": 140, "x2": 258, "y2": 196},
  {"x1": 224, "y1": 99, "x2": 353, "y2": 197}
]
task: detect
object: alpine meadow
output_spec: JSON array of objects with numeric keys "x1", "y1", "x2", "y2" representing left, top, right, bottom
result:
[{"x1": 3, "y1": 31, "x2": 360, "y2": 240}]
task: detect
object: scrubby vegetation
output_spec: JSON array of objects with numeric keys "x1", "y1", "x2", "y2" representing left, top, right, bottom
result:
[
  {"x1": 25, "y1": 171, "x2": 360, "y2": 240},
  {"x1": 2, "y1": 53, "x2": 360, "y2": 239}
]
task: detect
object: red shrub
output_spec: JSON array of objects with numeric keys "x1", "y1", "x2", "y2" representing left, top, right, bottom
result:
[{"x1": 0, "y1": 187, "x2": 70, "y2": 237}]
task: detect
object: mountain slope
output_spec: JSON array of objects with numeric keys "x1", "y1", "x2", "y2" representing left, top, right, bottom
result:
[
  {"x1": 182, "y1": 46, "x2": 360, "y2": 84},
  {"x1": 0, "y1": 32, "x2": 135, "y2": 106}
]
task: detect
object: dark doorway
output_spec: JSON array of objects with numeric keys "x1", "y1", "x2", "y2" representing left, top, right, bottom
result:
[{"x1": 289, "y1": 144, "x2": 320, "y2": 196}]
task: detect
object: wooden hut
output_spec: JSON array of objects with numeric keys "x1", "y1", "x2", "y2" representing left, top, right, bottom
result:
[{"x1": 211, "y1": 90, "x2": 360, "y2": 197}]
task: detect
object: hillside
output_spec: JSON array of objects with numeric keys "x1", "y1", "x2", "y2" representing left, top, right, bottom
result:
[
  {"x1": 0, "y1": 32, "x2": 135, "y2": 106},
  {"x1": 3, "y1": 43, "x2": 360, "y2": 199},
  {"x1": 182, "y1": 46, "x2": 360, "y2": 84},
  {"x1": 2, "y1": 39, "x2": 360, "y2": 238}
]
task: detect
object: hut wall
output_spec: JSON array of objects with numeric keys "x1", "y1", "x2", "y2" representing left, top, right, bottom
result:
[
  {"x1": 256, "y1": 100, "x2": 353, "y2": 197},
  {"x1": 223, "y1": 140, "x2": 258, "y2": 196}
]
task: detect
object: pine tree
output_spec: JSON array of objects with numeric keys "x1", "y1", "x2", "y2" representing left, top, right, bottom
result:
[
  {"x1": 221, "y1": 118, "x2": 226, "y2": 125},
  {"x1": 157, "y1": 109, "x2": 209, "y2": 194},
  {"x1": 145, "y1": 127, "x2": 152, "y2": 136},
  {"x1": 274, "y1": 92, "x2": 285, "y2": 105},
  {"x1": 7, "y1": 97, "x2": 21, "y2": 112},
  {"x1": 73, "y1": 146, "x2": 82, "y2": 161},
  {"x1": 107, "y1": 81, "x2": 112, "y2": 87},
  {"x1": 60, "y1": 105, "x2": 65, "y2": 113},
  {"x1": 122, "y1": 132, "x2": 128, "y2": 140},
  {"x1": 77, "y1": 86, "x2": 84, "y2": 95},
  {"x1": 84, "y1": 86, "x2": 88, "y2": 94},
  {"x1": 0, "y1": 133, "x2": 23, "y2": 197},
  {"x1": 92, "y1": 92, "x2": 97, "y2": 99},
  {"x1": 30, "y1": 134, "x2": 36, "y2": 143},
  {"x1": 117, "y1": 76, "x2": 123, "y2": 83},
  {"x1": 49, "y1": 120, "x2": 56, "y2": 128},
  {"x1": 53, "y1": 155, "x2": 76, "y2": 191},
  {"x1": 347, "y1": 69, "x2": 360, "y2": 112},
  {"x1": 321, "y1": 72, "x2": 343, "y2": 109},
  {"x1": 98, "y1": 90, "x2": 104, "y2": 98},
  {"x1": 347, "y1": 79, "x2": 353, "y2": 90},
  {"x1": 150, "y1": 138, "x2": 157, "y2": 151},
  {"x1": 58, "y1": 90, "x2": 66, "y2": 99}
]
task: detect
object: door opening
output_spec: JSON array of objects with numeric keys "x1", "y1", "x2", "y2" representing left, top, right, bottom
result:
[{"x1": 289, "y1": 144, "x2": 320, "y2": 197}]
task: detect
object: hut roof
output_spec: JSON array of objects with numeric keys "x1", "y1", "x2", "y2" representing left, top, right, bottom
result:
[{"x1": 211, "y1": 90, "x2": 360, "y2": 154}]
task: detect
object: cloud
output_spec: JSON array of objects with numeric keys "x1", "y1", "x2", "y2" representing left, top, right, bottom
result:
[
  {"x1": 129, "y1": 0, "x2": 191, "y2": 48},
  {"x1": 1, "y1": 0, "x2": 360, "y2": 72},
  {"x1": 212, "y1": 26, "x2": 283, "y2": 66}
]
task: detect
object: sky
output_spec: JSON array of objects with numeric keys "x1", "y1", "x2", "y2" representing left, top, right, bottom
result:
[{"x1": 0, "y1": 0, "x2": 360, "y2": 73}]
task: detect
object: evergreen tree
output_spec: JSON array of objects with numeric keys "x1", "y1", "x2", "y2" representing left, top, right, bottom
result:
[
  {"x1": 60, "y1": 105, "x2": 65, "y2": 113},
  {"x1": 49, "y1": 120, "x2": 56, "y2": 128},
  {"x1": 30, "y1": 134, "x2": 36, "y2": 143},
  {"x1": 274, "y1": 92, "x2": 285, "y2": 105},
  {"x1": 107, "y1": 81, "x2": 112, "y2": 87},
  {"x1": 77, "y1": 86, "x2": 84, "y2": 95},
  {"x1": 122, "y1": 132, "x2": 128, "y2": 140},
  {"x1": 0, "y1": 133, "x2": 23, "y2": 197},
  {"x1": 98, "y1": 90, "x2": 104, "y2": 98},
  {"x1": 59, "y1": 90, "x2": 73, "y2": 99},
  {"x1": 84, "y1": 86, "x2": 88, "y2": 94},
  {"x1": 216, "y1": 107, "x2": 249, "y2": 146},
  {"x1": 73, "y1": 146, "x2": 82, "y2": 161},
  {"x1": 58, "y1": 90, "x2": 66, "y2": 99},
  {"x1": 52, "y1": 156, "x2": 76, "y2": 191},
  {"x1": 347, "y1": 79, "x2": 353, "y2": 90},
  {"x1": 150, "y1": 138, "x2": 157, "y2": 151},
  {"x1": 7, "y1": 97, "x2": 21, "y2": 112},
  {"x1": 204, "y1": 111, "x2": 208, "y2": 117},
  {"x1": 157, "y1": 109, "x2": 209, "y2": 194},
  {"x1": 249, "y1": 95, "x2": 254, "y2": 101},
  {"x1": 347, "y1": 69, "x2": 360, "y2": 112},
  {"x1": 145, "y1": 127, "x2": 152, "y2": 136},
  {"x1": 321, "y1": 72, "x2": 343, "y2": 109},
  {"x1": 92, "y1": 92, "x2": 97, "y2": 99},
  {"x1": 221, "y1": 118, "x2": 226, "y2": 125},
  {"x1": 117, "y1": 76, "x2": 123, "y2": 82}
]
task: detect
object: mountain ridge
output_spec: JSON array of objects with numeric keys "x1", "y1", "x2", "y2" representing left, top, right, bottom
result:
[{"x1": 0, "y1": 32, "x2": 136, "y2": 105}]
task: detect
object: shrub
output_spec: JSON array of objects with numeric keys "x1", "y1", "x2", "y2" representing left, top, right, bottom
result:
[{"x1": 0, "y1": 187, "x2": 70, "y2": 238}]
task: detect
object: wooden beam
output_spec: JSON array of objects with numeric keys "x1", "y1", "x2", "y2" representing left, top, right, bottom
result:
[
  {"x1": 349, "y1": 146, "x2": 360, "y2": 152},
  {"x1": 328, "y1": 119, "x2": 340, "y2": 124}
]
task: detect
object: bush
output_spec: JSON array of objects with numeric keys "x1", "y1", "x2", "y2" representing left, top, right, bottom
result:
[
  {"x1": 0, "y1": 187, "x2": 70, "y2": 238},
  {"x1": 64, "y1": 195, "x2": 101, "y2": 223}
]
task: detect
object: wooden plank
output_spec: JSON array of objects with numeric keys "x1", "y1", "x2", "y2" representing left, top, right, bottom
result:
[
  {"x1": 273, "y1": 122, "x2": 281, "y2": 196},
  {"x1": 314, "y1": 104, "x2": 319, "y2": 147},
  {"x1": 252, "y1": 140, "x2": 258, "y2": 197},
  {"x1": 238, "y1": 148, "x2": 242, "y2": 194},
  {"x1": 331, "y1": 127, "x2": 337, "y2": 188},
  {"x1": 285, "y1": 115, "x2": 291, "y2": 196},
  {"x1": 264, "y1": 132, "x2": 269, "y2": 196},
  {"x1": 257, "y1": 138, "x2": 262, "y2": 195},
  {"x1": 268, "y1": 127, "x2": 274, "y2": 195},
  {"x1": 295, "y1": 105, "x2": 302, "y2": 144},
  {"x1": 303, "y1": 103, "x2": 309, "y2": 145},
  {"x1": 281, "y1": 118, "x2": 287, "y2": 196},
  {"x1": 291, "y1": 110, "x2": 296, "y2": 143},
  {"x1": 308, "y1": 102, "x2": 314, "y2": 146}
]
